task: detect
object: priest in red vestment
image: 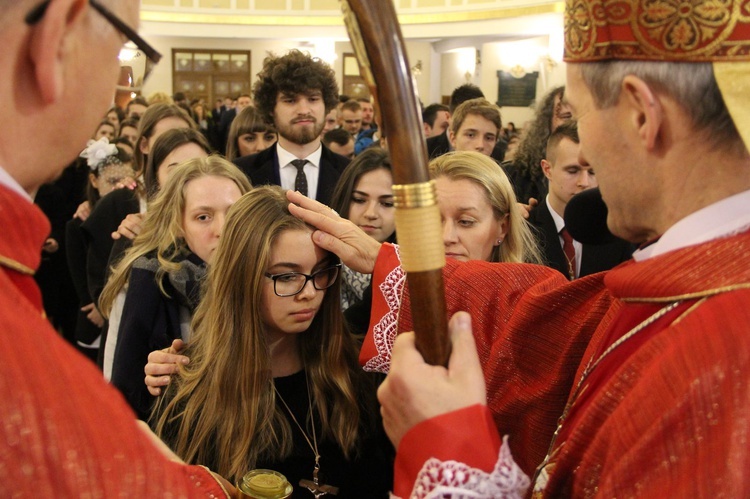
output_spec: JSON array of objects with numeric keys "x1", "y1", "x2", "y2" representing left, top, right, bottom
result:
[
  {"x1": 0, "y1": 1, "x2": 232, "y2": 495},
  {"x1": 287, "y1": 0, "x2": 750, "y2": 495}
]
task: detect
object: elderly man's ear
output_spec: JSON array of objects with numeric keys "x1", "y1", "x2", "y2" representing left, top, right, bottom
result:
[
  {"x1": 619, "y1": 75, "x2": 665, "y2": 152},
  {"x1": 28, "y1": 0, "x2": 88, "y2": 104}
]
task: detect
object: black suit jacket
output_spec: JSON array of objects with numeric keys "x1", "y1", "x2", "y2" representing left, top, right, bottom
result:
[
  {"x1": 233, "y1": 144, "x2": 349, "y2": 206},
  {"x1": 528, "y1": 199, "x2": 634, "y2": 279},
  {"x1": 217, "y1": 108, "x2": 237, "y2": 155},
  {"x1": 426, "y1": 131, "x2": 451, "y2": 159},
  {"x1": 426, "y1": 130, "x2": 506, "y2": 162}
]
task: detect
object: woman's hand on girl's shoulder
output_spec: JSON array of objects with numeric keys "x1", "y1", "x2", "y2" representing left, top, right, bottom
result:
[
  {"x1": 112, "y1": 212, "x2": 144, "y2": 241},
  {"x1": 144, "y1": 339, "x2": 189, "y2": 396}
]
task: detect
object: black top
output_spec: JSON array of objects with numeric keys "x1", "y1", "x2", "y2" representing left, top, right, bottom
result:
[
  {"x1": 157, "y1": 369, "x2": 393, "y2": 498},
  {"x1": 343, "y1": 283, "x2": 373, "y2": 338},
  {"x1": 111, "y1": 251, "x2": 204, "y2": 420},
  {"x1": 80, "y1": 188, "x2": 140, "y2": 305},
  {"x1": 259, "y1": 371, "x2": 392, "y2": 498},
  {"x1": 34, "y1": 182, "x2": 79, "y2": 344},
  {"x1": 503, "y1": 159, "x2": 549, "y2": 204},
  {"x1": 65, "y1": 217, "x2": 103, "y2": 346}
]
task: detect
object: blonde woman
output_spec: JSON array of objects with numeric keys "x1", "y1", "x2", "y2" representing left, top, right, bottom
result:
[
  {"x1": 152, "y1": 186, "x2": 392, "y2": 496},
  {"x1": 283, "y1": 152, "x2": 542, "y2": 375},
  {"x1": 431, "y1": 151, "x2": 542, "y2": 264},
  {"x1": 81, "y1": 104, "x2": 197, "y2": 321},
  {"x1": 99, "y1": 156, "x2": 250, "y2": 420}
]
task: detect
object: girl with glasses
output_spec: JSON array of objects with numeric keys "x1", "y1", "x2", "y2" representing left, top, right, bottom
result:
[{"x1": 152, "y1": 186, "x2": 392, "y2": 497}]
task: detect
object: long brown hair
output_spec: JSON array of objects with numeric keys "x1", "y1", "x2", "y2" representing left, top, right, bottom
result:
[
  {"x1": 134, "y1": 103, "x2": 196, "y2": 175},
  {"x1": 153, "y1": 186, "x2": 363, "y2": 481},
  {"x1": 143, "y1": 128, "x2": 213, "y2": 199}
]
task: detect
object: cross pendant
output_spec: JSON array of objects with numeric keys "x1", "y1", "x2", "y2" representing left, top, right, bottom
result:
[
  {"x1": 299, "y1": 479, "x2": 339, "y2": 497},
  {"x1": 300, "y1": 459, "x2": 339, "y2": 497}
]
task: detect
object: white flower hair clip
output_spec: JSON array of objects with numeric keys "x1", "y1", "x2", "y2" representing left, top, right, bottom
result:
[{"x1": 80, "y1": 137, "x2": 120, "y2": 170}]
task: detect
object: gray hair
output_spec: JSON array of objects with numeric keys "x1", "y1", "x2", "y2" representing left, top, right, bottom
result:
[{"x1": 580, "y1": 61, "x2": 746, "y2": 157}]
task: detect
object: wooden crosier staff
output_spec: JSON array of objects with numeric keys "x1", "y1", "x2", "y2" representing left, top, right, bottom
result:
[{"x1": 339, "y1": 0, "x2": 450, "y2": 366}]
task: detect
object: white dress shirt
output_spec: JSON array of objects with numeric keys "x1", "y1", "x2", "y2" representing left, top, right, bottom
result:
[
  {"x1": 277, "y1": 143, "x2": 322, "y2": 199},
  {"x1": 633, "y1": 189, "x2": 750, "y2": 261},
  {"x1": 0, "y1": 165, "x2": 31, "y2": 201}
]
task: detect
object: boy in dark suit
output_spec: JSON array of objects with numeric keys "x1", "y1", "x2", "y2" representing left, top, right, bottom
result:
[{"x1": 529, "y1": 121, "x2": 632, "y2": 278}]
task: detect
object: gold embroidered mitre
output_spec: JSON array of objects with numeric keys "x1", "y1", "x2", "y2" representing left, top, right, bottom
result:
[
  {"x1": 563, "y1": 0, "x2": 750, "y2": 150},
  {"x1": 563, "y1": 0, "x2": 750, "y2": 61}
]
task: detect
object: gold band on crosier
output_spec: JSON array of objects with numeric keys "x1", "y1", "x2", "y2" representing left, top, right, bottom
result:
[
  {"x1": 393, "y1": 180, "x2": 437, "y2": 208},
  {"x1": 393, "y1": 181, "x2": 445, "y2": 272}
]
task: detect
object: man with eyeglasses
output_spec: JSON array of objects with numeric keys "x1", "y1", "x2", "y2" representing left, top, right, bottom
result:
[{"x1": 0, "y1": 1, "x2": 235, "y2": 495}]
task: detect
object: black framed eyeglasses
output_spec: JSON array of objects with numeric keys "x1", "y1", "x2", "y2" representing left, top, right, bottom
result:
[
  {"x1": 26, "y1": 0, "x2": 162, "y2": 91},
  {"x1": 265, "y1": 264, "x2": 342, "y2": 298}
]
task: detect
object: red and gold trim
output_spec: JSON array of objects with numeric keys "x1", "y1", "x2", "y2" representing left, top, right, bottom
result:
[{"x1": 564, "y1": 0, "x2": 750, "y2": 62}]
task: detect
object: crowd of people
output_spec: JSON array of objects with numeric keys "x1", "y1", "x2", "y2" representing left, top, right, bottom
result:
[{"x1": 3, "y1": 0, "x2": 749, "y2": 497}]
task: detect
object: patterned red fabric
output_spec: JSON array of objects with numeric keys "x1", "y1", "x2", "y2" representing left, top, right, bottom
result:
[
  {"x1": 365, "y1": 244, "x2": 614, "y2": 475},
  {"x1": 0, "y1": 185, "x2": 227, "y2": 497},
  {"x1": 564, "y1": 0, "x2": 750, "y2": 62},
  {"x1": 369, "y1": 229, "x2": 750, "y2": 497},
  {"x1": 541, "y1": 230, "x2": 750, "y2": 497},
  {"x1": 394, "y1": 406, "x2": 530, "y2": 498},
  {"x1": 404, "y1": 262, "x2": 614, "y2": 478}
]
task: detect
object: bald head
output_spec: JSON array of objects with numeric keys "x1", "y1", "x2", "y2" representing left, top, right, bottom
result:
[{"x1": 1, "y1": 0, "x2": 141, "y2": 192}]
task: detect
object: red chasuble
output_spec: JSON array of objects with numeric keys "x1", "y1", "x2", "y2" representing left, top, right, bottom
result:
[
  {"x1": 0, "y1": 185, "x2": 227, "y2": 497},
  {"x1": 363, "y1": 244, "x2": 614, "y2": 477},
  {"x1": 366, "y1": 235, "x2": 750, "y2": 497}
]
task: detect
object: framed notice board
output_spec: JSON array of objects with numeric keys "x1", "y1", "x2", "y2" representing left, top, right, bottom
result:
[{"x1": 496, "y1": 70, "x2": 538, "y2": 107}]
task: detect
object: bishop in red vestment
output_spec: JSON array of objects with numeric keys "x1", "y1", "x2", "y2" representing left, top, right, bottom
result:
[
  {"x1": 366, "y1": 222, "x2": 750, "y2": 496},
  {"x1": 278, "y1": 0, "x2": 750, "y2": 493},
  {"x1": 353, "y1": 0, "x2": 750, "y2": 495}
]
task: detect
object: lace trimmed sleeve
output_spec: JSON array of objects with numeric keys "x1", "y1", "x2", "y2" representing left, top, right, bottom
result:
[{"x1": 398, "y1": 436, "x2": 529, "y2": 499}]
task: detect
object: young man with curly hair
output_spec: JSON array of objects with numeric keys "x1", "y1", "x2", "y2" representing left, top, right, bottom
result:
[{"x1": 234, "y1": 50, "x2": 349, "y2": 205}]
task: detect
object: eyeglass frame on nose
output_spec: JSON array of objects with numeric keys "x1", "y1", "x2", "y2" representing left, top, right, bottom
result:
[
  {"x1": 264, "y1": 264, "x2": 342, "y2": 298},
  {"x1": 25, "y1": 0, "x2": 162, "y2": 68}
]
